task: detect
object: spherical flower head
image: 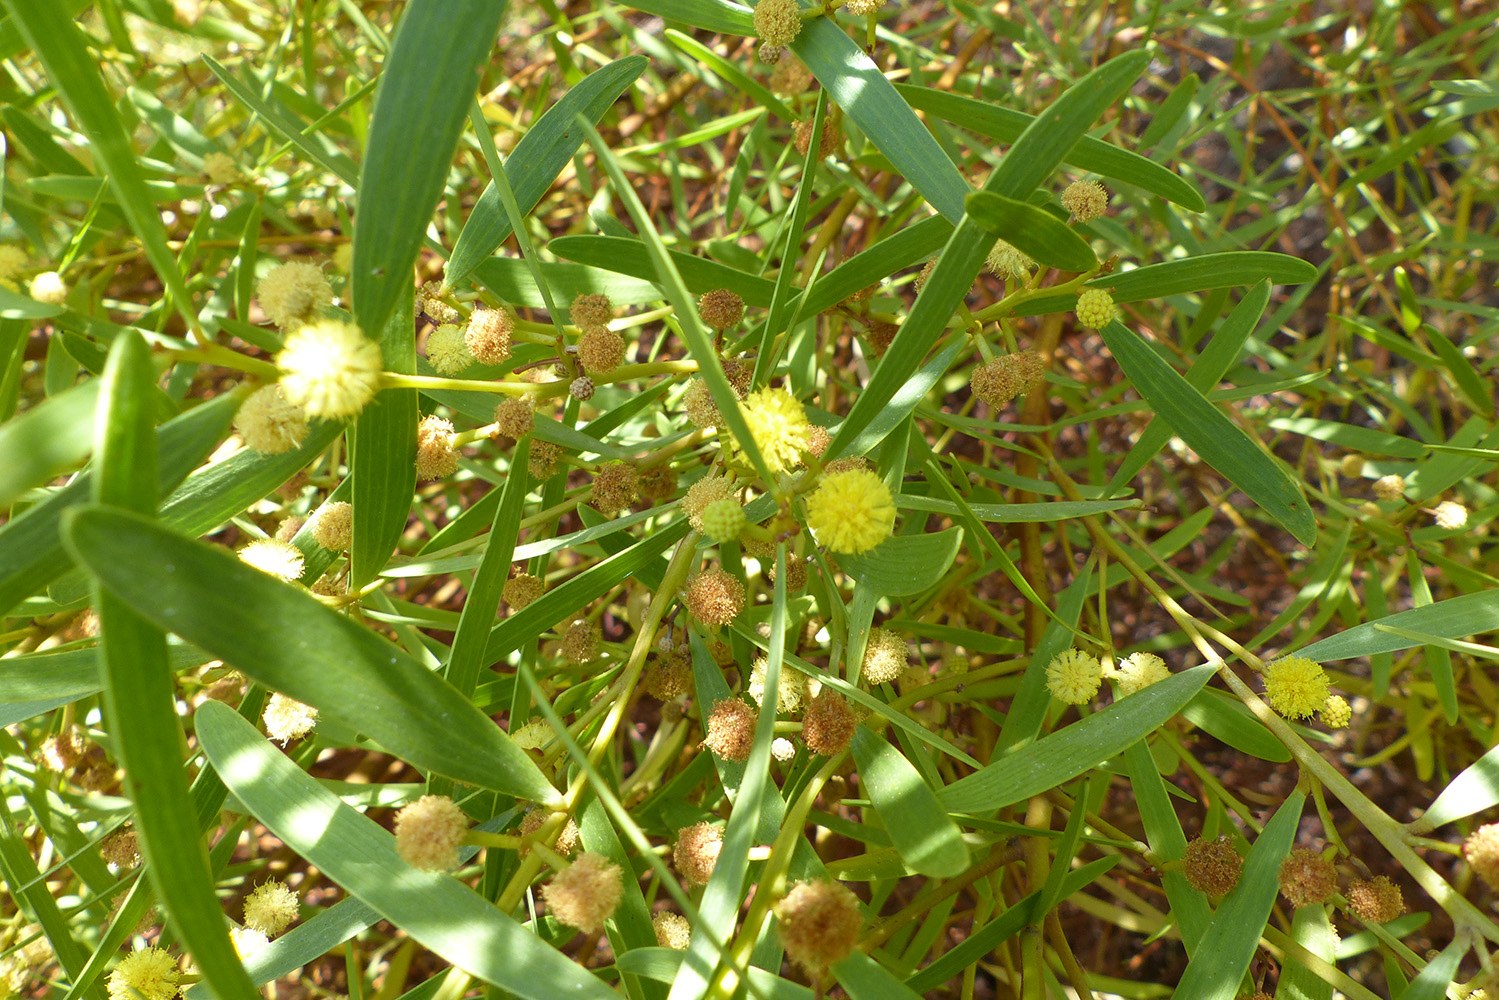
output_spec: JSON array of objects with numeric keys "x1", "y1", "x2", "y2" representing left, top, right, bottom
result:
[
  {"x1": 699, "y1": 288, "x2": 745, "y2": 331},
  {"x1": 1433, "y1": 500, "x2": 1468, "y2": 529},
  {"x1": 277, "y1": 319, "x2": 382, "y2": 420},
  {"x1": 464, "y1": 307, "x2": 514, "y2": 365},
  {"x1": 684, "y1": 378, "x2": 723, "y2": 428},
  {"x1": 1046, "y1": 648, "x2": 1103, "y2": 705},
  {"x1": 0, "y1": 244, "x2": 29, "y2": 285},
  {"x1": 775, "y1": 880, "x2": 862, "y2": 974},
  {"x1": 493, "y1": 397, "x2": 534, "y2": 440},
  {"x1": 1061, "y1": 179, "x2": 1108, "y2": 223},
  {"x1": 640, "y1": 464, "x2": 677, "y2": 503},
  {"x1": 561, "y1": 618, "x2": 602, "y2": 664},
  {"x1": 793, "y1": 106, "x2": 843, "y2": 158},
  {"x1": 310, "y1": 501, "x2": 353, "y2": 552},
  {"x1": 415, "y1": 415, "x2": 459, "y2": 481},
  {"x1": 1183, "y1": 835, "x2": 1242, "y2": 896},
  {"x1": 519, "y1": 809, "x2": 581, "y2": 855},
  {"x1": 503, "y1": 573, "x2": 544, "y2": 612},
  {"x1": 1464, "y1": 824, "x2": 1499, "y2": 890},
  {"x1": 749, "y1": 656, "x2": 808, "y2": 714},
  {"x1": 543, "y1": 852, "x2": 623, "y2": 935},
  {"x1": 101, "y1": 828, "x2": 141, "y2": 869},
  {"x1": 262, "y1": 692, "x2": 318, "y2": 744},
  {"x1": 864, "y1": 320, "x2": 898, "y2": 356},
  {"x1": 528, "y1": 440, "x2": 562, "y2": 479},
  {"x1": 1373, "y1": 474, "x2": 1406, "y2": 501},
  {"x1": 425, "y1": 324, "x2": 473, "y2": 376},
  {"x1": 1320, "y1": 694, "x2": 1351, "y2": 729},
  {"x1": 653, "y1": 911, "x2": 691, "y2": 950},
  {"x1": 970, "y1": 351, "x2": 1045, "y2": 409},
  {"x1": 768, "y1": 554, "x2": 807, "y2": 591},
  {"x1": 1114, "y1": 652, "x2": 1170, "y2": 697},
  {"x1": 202, "y1": 151, "x2": 240, "y2": 185},
  {"x1": 394, "y1": 794, "x2": 468, "y2": 871},
  {"x1": 843, "y1": 0, "x2": 882, "y2": 14},
  {"x1": 684, "y1": 567, "x2": 745, "y2": 626},
  {"x1": 570, "y1": 292, "x2": 614, "y2": 331},
  {"x1": 769, "y1": 56, "x2": 812, "y2": 96},
  {"x1": 802, "y1": 691, "x2": 856, "y2": 756},
  {"x1": 806, "y1": 468, "x2": 896, "y2": 555},
  {"x1": 1075, "y1": 288, "x2": 1117, "y2": 330},
  {"x1": 1262, "y1": 655, "x2": 1330, "y2": 720},
  {"x1": 29, "y1": 270, "x2": 68, "y2": 305},
  {"x1": 700, "y1": 497, "x2": 747, "y2": 543},
  {"x1": 238, "y1": 539, "x2": 305, "y2": 582},
  {"x1": 1346, "y1": 875, "x2": 1403, "y2": 923},
  {"x1": 771, "y1": 736, "x2": 797, "y2": 761},
  {"x1": 686, "y1": 476, "x2": 738, "y2": 532},
  {"x1": 740, "y1": 386, "x2": 811, "y2": 475},
  {"x1": 754, "y1": 0, "x2": 802, "y2": 50},
  {"x1": 1339, "y1": 453, "x2": 1365, "y2": 477},
  {"x1": 243, "y1": 880, "x2": 299, "y2": 937},
  {"x1": 512, "y1": 717, "x2": 552, "y2": 751},
  {"x1": 578, "y1": 327, "x2": 627, "y2": 375},
  {"x1": 230, "y1": 926, "x2": 269, "y2": 959},
  {"x1": 702, "y1": 698, "x2": 757, "y2": 761},
  {"x1": 257, "y1": 261, "x2": 332, "y2": 330},
  {"x1": 570, "y1": 375, "x2": 595, "y2": 401},
  {"x1": 861, "y1": 628, "x2": 908, "y2": 686},
  {"x1": 590, "y1": 461, "x2": 639, "y2": 517},
  {"x1": 674, "y1": 822, "x2": 723, "y2": 886},
  {"x1": 643, "y1": 646, "x2": 692, "y2": 700},
  {"x1": 986, "y1": 239, "x2": 1034, "y2": 280},
  {"x1": 1278, "y1": 847, "x2": 1336, "y2": 908},
  {"x1": 234, "y1": 384, "x2": 309, "y2": 455},
  {"x1": 108, "y1": 947, "x2": 180, "y2": 1000}
]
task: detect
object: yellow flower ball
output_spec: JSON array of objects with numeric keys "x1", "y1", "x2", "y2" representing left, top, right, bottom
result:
[
  {"x1": 1262, "y1": 655, "x2": 1330, "y2": 720},
  {"x1": 805, "y1": 468, "x2": 896, "y2": 555},
  {"x1": 276, "y1": 319, "x2": 382, "y2": 420},
  {"x1": 1046, "y1": 648, "x2": 1102, "y2": 705},
  {"x1": 739, "y1": 387, "x2": 811, "y2": 475}
]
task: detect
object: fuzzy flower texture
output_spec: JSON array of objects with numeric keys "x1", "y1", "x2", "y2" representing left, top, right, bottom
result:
[
  {"x1": 1262, "y1": 655, "x2": 1330, "y2": 720},
  {"x1": 276, "y1": 319, "x2": 382, "y2": 421},
  {"x1": 739, "y1": 387, "x2": 811, "y2": 475},
  {"x1": 108, "y1": 948, "x2": 179, "y2": 1000},
  {"x1": 1046, "y1": 648, "x2": 1103, "y2": 705},
  {"x1": 805, "y1": 468, "x2": 896, "y2": 555}
]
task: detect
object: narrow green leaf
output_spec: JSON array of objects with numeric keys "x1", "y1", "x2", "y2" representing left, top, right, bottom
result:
[
  {"x1": 446, "y1": 57, "x2": 648, "y2": 286},
  {"x1": 1419, "y1": 742, "x2": 1499, "y2": 831},
  {"x1": 838, "y1": 527, "x2": 962, "y2": 597},
  {"x1": 1394, "y1": 941, "x2": 1467, "y2": 1000},
  {"x1": 353, "y1": 0, "x2": 506, "y2": 338},
  {"x1": 963, "y1": 191, "x2": 1097, "y2": 272},
  {"x1": 1296, "y1": 589, "x2": 1499, "y2": 661},
  {"x1": 0, "y1": 377, "x2": 100, "y2": 509},
  {"x1": 1108, "y1": 284, "x2": 1269, "y2": 491},
  {"x1": 995, "y1": 562, "x2": 1094, "y2": 752},
  {"x1": 1090, "y1": 252, "x2": 1317, "y2": 301},
  {"x1": 0, "y1": 389, "x2": 237, "y2": 618},
  {"x1": 1265, "y1": 417, "x2": 1425, "y2": 459},
  {"x1": 1181, "y1": 689, "x2": 1290, "y2": 763},
  {"x1": 61, "y1": 506, "x2": 560, "y2": 805},
  {"x1": 1277, "y1": 906, "x2": 1335, "y2": 1000},
  {"x1": 617, "y1": 0, "x2": 753, "y2": 35},
  {"x1": 894, "y1": 83, "x2": 1206, "y2": 211},
  {"x1": 1172, "y1": 791, "x2": 1304, "y2": 1000},
  {"x1": 896, "y1": 495, "x2": 1140, "y2": 522},
  {"x1": 549, "y1": 235, "x2": 777, "y2": 307},
  {"x1": 201, "y1": 56, "x2": 358, "y2": 184},
  {"x1": 194, "y1": 702, "x2": 615, "y2": 999},
  {"x1": 351, "y1": 294, "x2": 416, "y2": 585},
  {"x1": 0, "y1": 284, "x2": 65, "y2": 320},
  {"x1": 1100, "y1": 320, "x2": 1317, "y2": 546},
  {"x1": 1424, "y1": 325, "x2": 1493, "y2": 418},
  {"x1": 985, "y1": 50, "x2": 1150, "y2": 200},
  {"x1": 790, "y1": 18, "x2": 969, "y2": 222},
  {"x1": 1123, "y1": 742, "x2": 1210, "y2": 954},
  {"x1": 2, "y1": 1, "x2": 201, "y2": 335},
  {"x1": 0, "y1": 642, "x2": 212, "y2": 727},
  {"x1": 88, "y1": 332, "x2": 258, "y2": 999},
  {"x1": 941, "y1": 666, "x2": 1213, "y2": 814},
  {"x1": 664, "y1": 30, "x2": 796, "y2": 123},
  {"x1": 0, "y1": 795, "x2": 96, "y2": 992},
  {"x1": 850, "y1": 728, "x2": 968, "y2": 878},
  {"x1": 832, "y1": 951, "x2": 923, "y2": 1000}
]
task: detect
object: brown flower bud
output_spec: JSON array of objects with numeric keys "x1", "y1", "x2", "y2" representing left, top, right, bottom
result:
[
  {"x1": 1183, "y1": 835, "x2": 1242, "y2": 896},
  {"x1": 775, "y1": 879, "x2": 862, "y2": 973},
  {"x1": 684, "y1": 567, "x2": 745, "y2": 626},
  {"x1": 1346, "y1": 875, "x2": 1403, "y2": 923},
  {"x1": 802, "y1": 691, "x2": 856, "y2": 756},
  {"x1": 673, "y1": 822, "x2": 723, "y2": 886},
  {"x1": 702, "y1": 699, "x2": 757, "y2": 762},
  {"x1": 1279, "y1": 847, "x2": 1337, "y2": 909}
]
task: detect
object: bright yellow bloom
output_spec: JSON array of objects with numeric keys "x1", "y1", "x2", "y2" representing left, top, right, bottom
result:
[
  {"x1": 1262, "y1": 655, "x2": 1330, "y2": 719},
  {"x1": 1114, "y1": 651, "x2": 1169, "y2": 697},
  {"x1": 805, "y1": 468, "x2": 896, "y2": 555},
  {"x1": 1046, "y1": 648, "x2": 1102, "y2": 705},
  {"x1": 738, "y1": 387, "x2": 811, "y2": 475},
  {"x1": 276, "y1": 319, "x2": 382, "y2": 420},
  {"x1": 108, "y1": 948, "x2": 179, "y2": 1000}
]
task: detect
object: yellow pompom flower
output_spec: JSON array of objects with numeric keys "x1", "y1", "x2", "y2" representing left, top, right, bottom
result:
[
  {"x1": 739, "y1": 387, "x2": 811, "y2": 475},
  {"x1": 243, "y1": 880, "x2": 299, "y2": 937},
  {"x1": 805, "y1": 468, "x2": 896, "y2": 554},
  {"x1": 1320, "y1": 694, "x2": 1352, "y2": 729},
  {"x1": 1114, "y1": 651, "x2": 1169, "y2": 697},
  {"x1": 1046, "y1": 648, "x2": 1103, "y2": 705},
  {"x1": 108, "y1": 948, "x2": 180, "y2": 1000},
  {"x1": 1262, "y1": 655, "x2": 1331, "y2": 719},
  {"x1": 276, "y1": 319, "x2": 383, "y2": 420},
  {"x1": 257, "y1": 261, "x2": 332, "y2": 330}
]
